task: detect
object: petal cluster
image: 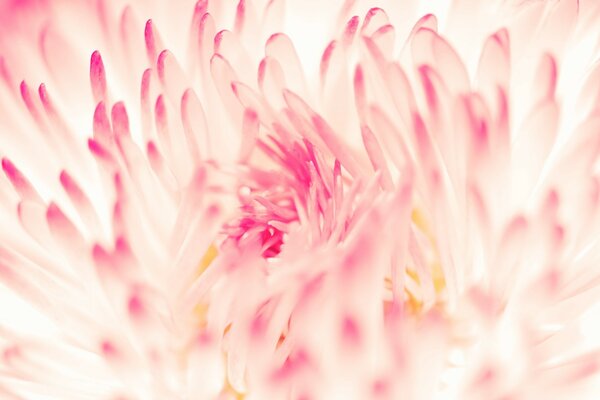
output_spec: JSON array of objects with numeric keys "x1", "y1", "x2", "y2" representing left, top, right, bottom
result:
[{"x1": 0, "y1": 0, "x2": 599, "y2": 399}]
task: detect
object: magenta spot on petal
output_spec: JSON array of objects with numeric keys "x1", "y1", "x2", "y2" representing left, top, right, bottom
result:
[
  {"x1": 2, "y1": 158, "x2": 16, "y2": 178},
  {"x1": 2, "y1": 345, "x2": 21, "y2": 363},
  {"x1": 128, "y1": 294, "x2": 144, "y2": 317},
  {"x1": 250, "y1": 314, "x2": 267, "y2": 337},
  {"x1": 214, "y1": 30, "x2": 227, "y2": 52},
  {"x1": 206, "y1": 203, "x2": 221, "y2": 218},
  {"x1": 230, "y1": 81, "x2": 239, "y2": 96},
  {"x1": 111, "y1": 102, "x2": 130, "y2": 137},
  {"x1": 93, "y1": 101, "x2": 111, "y2": 141},
  {"x1": 90, "y1": 50, "x2": 106, "y2": 101},
  {"x1": 544, "y1": 269, "x2": 561, "y2": 294},
  {"x1": 365, "y1": 7, "x2": 384, "y2": 21},
  {"x1": 320, "y1": 40, "x2": 337, "y2": 79},
  {"x1": 141, "y1": 68, "x2": 152, "y2": 99},
  {"x1": 38, "y1": 83, "x2": 48, "y2": 103},
  {"x1": 418, "y1": 66, "x2": 438, "y2": 111},
  {"x1": 147, "y1": 140, "x2": 162, "y2": 164},
  {"x1": 58, "y1": 170, "x2": 71, "y2": 188},
  {"x1": 115, "y1": 235, "x2": 131, "y2": 255},
  {"x1": 234, "y1": 0, "x2": 245, "y2": 33},
  {"x1": 576, "y1": 360, "x2": 600, "y2": 380},
  {"x1": 88, "y1": 139, "x2": 112, "y2": 161},
  {"x1": 198, "y1": 331, "x2": 212, "y2": 345},
  {"x1": 0, "y1": 56, "x2": 12, "y2": 88},
  {"x1": 46, "y1": 202, "x2": 61, "y2": 219},
  {"x1": 1, "y1": 158, "x2": 37, "y2": 200},
  {"x1": 272, "y1": 348, "x2": 310, "y2": 382},
  {"x1": 194, "y1": 0, "x2": 208, "y2": 16},
  {"x1": 92, "y1": 244, "x2": 105, "y2": 258},
  {"x1": 157, "y1": 49, "x2": 169, "y2": 81},
  {"x1": 345, "y1": 16, "x2": 359, "y2": 37},
  {"x1": 265, "y1": 32, "x2": 282, "y2": 46},
  {"x1": 341, "y1": 315, "x2": 361, "y2": 345},
  {"x1": 155, "y1": 95, "x2": 166, "y2": 124},
  {"x1": 372, "y1": 379, "x2": 389, "y2": 396},
  {"x1": 145, "y1": 19, "x2": 155, "y2": 53},
  {"x1": 100, "y1": 340, "x2": 118, "y2": 357},
  {"x1": 19, "y1": 80, "x2": 40, "y2": 120},
  {"x1": 113, "y1": 172, "x2": 124, "y2": 194},
  {"x1": 475, "y1": 366, "x2": 496, "y2": 386}
]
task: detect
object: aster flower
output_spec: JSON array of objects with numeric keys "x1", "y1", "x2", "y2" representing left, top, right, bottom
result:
[{"x1": 1, "y1": 0, "x2": 600, "y2": 399}]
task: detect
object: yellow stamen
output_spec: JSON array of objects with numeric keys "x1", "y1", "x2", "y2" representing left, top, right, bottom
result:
[
  {"x1": 382, "y1": 208, "x2": 447, "y2": 315},
  {"x1": 199, "y1": 244, "x2": 219, "y2": 274},
  {"x1": 222, "y1": 379, "x2": 245, "y2": 400},
  {"x1": 406, "y1": 268, "x2": 421, "y2": 285},
  {"x1": 432, "y1": 262, "x2": 446, "y2": 293},
  {"x1": 193, "y1": 244, "x2": 219, "y2": 327},
  {"x1": 411, "y1": 208, "x2": 433, "y2": 242},
  {"x1": 405, "y1": 288, "x2": 424, "y2": 314}
]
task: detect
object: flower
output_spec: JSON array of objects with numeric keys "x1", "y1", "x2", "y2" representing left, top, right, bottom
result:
[{"x1": 1, "y1": 0, "x2": 600, "y2": 399}]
